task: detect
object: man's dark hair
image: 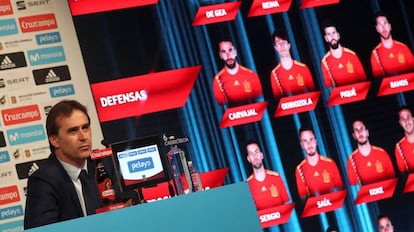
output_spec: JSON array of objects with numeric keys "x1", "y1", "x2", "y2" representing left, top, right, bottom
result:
[
  {"x1": 217, "y1": 35, "x2": 235, "y2": 51},
  {"x1": 46, "y1": 100, "x2": 90, "y2": 152},
  {"x1": 377, "y1": 214, "x2": 392, "y2": 223},
  {"x1": 299, "y1": 126, "x2": 314, "y2": 136},
  {"x1": 398, "y1": 105, "x2": 413, "y2": 117},
  {"x1": 374, "y1": 11, "x2": 390, "y2": 24},
  {"x1": 351, "y1": 119, "x2": 368, "y2": 131},
  {"x1": 272, "y1": 29, "x2": 289, "y2": 45},
  {"x1": 246, "y1": 139, "x2": 259, "y2": 147},
  {"x1": 320, "y1": 19, "x2": 338, "y2": 34},
  {"x1": 326, "y1": 225, "x2": 339, "y2": 232}
]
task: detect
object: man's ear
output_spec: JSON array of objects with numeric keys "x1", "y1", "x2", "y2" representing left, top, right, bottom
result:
[{"x1": 49, "y1": 135, "x2": 59, "y2": 149}]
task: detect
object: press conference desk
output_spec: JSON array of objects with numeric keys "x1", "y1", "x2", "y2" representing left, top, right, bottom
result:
[{"x1": 26, "y1": 182, "x2": 262, "y2": 232}]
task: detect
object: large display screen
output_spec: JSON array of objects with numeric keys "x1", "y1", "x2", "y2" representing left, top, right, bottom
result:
[{"x1": 71, "y1": 0, "x2": 414, "y2": 231}]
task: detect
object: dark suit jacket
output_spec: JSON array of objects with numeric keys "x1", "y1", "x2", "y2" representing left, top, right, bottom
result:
[{"x1": 24, "y1": 154, "x2": 102, "y2": 229}]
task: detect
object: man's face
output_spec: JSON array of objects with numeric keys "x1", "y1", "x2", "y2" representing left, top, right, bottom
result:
[
  {"x1": 219, "y1": 41, "x2": 237, "y2": 69},
  {"x1": 247, "y1": 143, "x2": 263, "y2": 169},
  {"x1": 352, "y1": 121, "x2": 369, "y2": 145},
  {"x1": 274, "y1": 37, "x2": 291, "y2": 58},
  {"x1": 399, "y1": 109, "x2": 414, "y2": 135},
  {"x1": 49, "y1": 109, "x2": 92, "y2": 168},
  {"x1": 324, "y1": 26, "x2": 341, "y2": 49},
  {"x1": 300, "y1": 130, "x2": 317, "y2": 157},
  {"x1": 378, "y1": 217, "x2": 394, "y2": 232},
  {"x1": 376, "y1": 16, "x2": 392, "y2": 40}
]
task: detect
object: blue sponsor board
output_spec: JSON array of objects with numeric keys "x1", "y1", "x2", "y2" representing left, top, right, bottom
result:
[
  {"x1": 0, "y1": 220, "x2": 24, "y2": 232},
  {"x1": 0, "y1": 205, "x2": 24, "y2": 221},
  {"x1": 35, "y1": 32, "x2": 62, "y2": 45},
  {"x1": 0, "y1": 19, "x2": 18, "y2": 37},
  {"x1": 27, "y1": 46, "x2": 66, "y2": 66},
  {"x1": 6, "y1": 124, "x2": 46, "y2": 146},
  {"x1": 0, "y1": 151, "x2": 10, "y2": 163},
  {"x1": 49, "y1": 84, "x2": 75, "y2": 98},
  {"x1": 128, "y1": 157, "x2": 154, "y2": 173}
]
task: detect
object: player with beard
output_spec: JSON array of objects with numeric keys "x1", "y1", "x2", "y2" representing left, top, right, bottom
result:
[
  {"x1": 347, "y1": 120, "x2": 395, "y2": 185},
  {"x1": 371, "y1": 12, "x2": 414, "y2": 78},
  {"x1": 295, "y1": 127, "x2": 343, "y2": 198},
  {"x1": 246, "y1": 140, "x2": 290, "y2": 210},
  {"x1": 270, "y1": 30, "x2": 316, "y2": 98},
  {"x1": 394, "y1": 106, "x2": 414, "y2": 173},
  {"x1": 212, "y1": 40, "x2": 263, "y2": 106},
  {"x1": 321, "y1": 23, "x2": 367, "y2": 88}
]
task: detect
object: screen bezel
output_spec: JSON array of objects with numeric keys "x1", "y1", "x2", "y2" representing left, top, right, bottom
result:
[{"x1": 110, "y1": 135, "x2": 170, "y2": 192}]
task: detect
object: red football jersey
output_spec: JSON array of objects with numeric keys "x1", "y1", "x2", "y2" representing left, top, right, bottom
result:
[
  {"x1": 247, "y1": 170, "x2": 290, "y2": 210},
  {"x1": 295, "y1": 156, "x2": 343, "y2": 197},
  {"x1": 321, "y1": 47, "x2": 367, "y2": 88},
  {"x1": 395, "y1": 136, "x2": 414, "y2": 173},
  {"x1": 347, "y1": 146, "x2": 396, "y2": 185},
  {"x1": 371, "y1": 40, "x2": 414, "y2": 78},
  {"x1": 213, "y1": 65, "x2": 263, "y2": 105}
]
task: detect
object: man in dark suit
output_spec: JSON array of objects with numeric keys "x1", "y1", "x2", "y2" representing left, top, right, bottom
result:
[{"x1": 24, "y1": 100, "x2": 102, "y2": 229}]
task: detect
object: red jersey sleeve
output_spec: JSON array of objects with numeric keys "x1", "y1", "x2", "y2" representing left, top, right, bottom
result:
[
  {"x1": 321, "y1": 57, "x2": 334, "y2": 88},
  {"x1": 347, "y1": 154, "x2": 359, "y2": 185},
  {"x1": 394, "y1": 141, "x2": 407, "y2": 173},
  {"x1": 348, "y1": 51, "x2": 367, "y2": 82},
  {"x1": 275, "y1": 174, "x2": 290, "y2": 203},
  {"x1": 270, "y1": 66, "x2": 284, "y2": 98},
  {"x1": 212, "y1": 72, "x2": 226, "y2": 105},
  {"x1": 303, "y1": 65, "x2": 316, "y2": 91},
  {"x1": 371, "y1": 48, "x2": 384, "y2": 78},
  {"x1": 378, "y1": 148, "x2": 396, "y2": 179},
  {"x1": 295, "y1": 162, "x2": 308, "y2": 197},
  {"x1": 330, "y1": 159, "x2": 344, "y2": 189}
]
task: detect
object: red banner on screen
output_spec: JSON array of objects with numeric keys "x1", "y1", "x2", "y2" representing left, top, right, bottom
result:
[
  {"x1": 192, "y1": 2, "x2": 241, "y2": 26},
  {"x1": 247, "y1": 0, "x2": 292, "y2": 17},
  {"x1": 68, "y1": 0, "x2": 159, "y2": 16},
  {"x1": 274, "y1": 91, "x2": 320, "y2": 117},
  {"x1": 354, "y1": 178, "x2": 398, "y2": 205},
  {"x1": 142, "y1": 168, "x2": 229, "y2": 201},
  {"x1": 327, "y1": 82, "x2": 371, "y2": 106},
  {"x1": 91, "y1": 66, "x2": 201, "y2": 122},
  {"x1": 257, "y1": 203, "x2": 295, "y2": 228},
  {"x1": 403, "y1": 173, "x2": 414, "y2": 193},
  {"x1": 301, "y1": 190, "x2": 347, "y2": 218},
  {"x1": 377, "y1": 72, "x2": 414, "y2": 96},
  {"x1": 300, "y1": 0, "x2": 340, "y2": 8},
  {"x1": 219, "y1": 102, "x2": 268, "y2": 128}
]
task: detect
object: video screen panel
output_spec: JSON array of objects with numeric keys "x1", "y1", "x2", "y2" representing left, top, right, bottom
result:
[
  {"x1": 111, "y1": 136, "x2": 170, "y2": 191},
  {"x1": 71, "y1": 0, "x2": 414, "y2": 231}
]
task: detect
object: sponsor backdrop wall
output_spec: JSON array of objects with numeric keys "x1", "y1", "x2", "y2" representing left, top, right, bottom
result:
[
  {"x1": 0, "y1": 1, "x2": 104, "y2": 231},
  {"x1": 1, "y1": 0, "x2": 414, "y2": 232}
]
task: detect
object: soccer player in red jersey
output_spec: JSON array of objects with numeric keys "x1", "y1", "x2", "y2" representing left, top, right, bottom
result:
[
  {"x1": 246, "y1": 140, "x2": 290, "y2": 210},
  {"x1": 395, "y1": 106, "x2": 414, "y2": 173},
  {"x1": 270, "y1": 31, "x2": 316, "y2": 99},
  {"x1": 347, "y1": 120, "x2": 395, "y2": 185},
  {"x1": 321, "y1": 23, "x2": 367, "y2": 87},
  {"x1": 212, "y1": 40, "x2": 263, "y2": 106},
  {"x1": 295, "y1": 127, "x2": 343, "y2": 198},
  {"x1": 370, "y1": 12, "x2": 414, "y2": 78}
]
